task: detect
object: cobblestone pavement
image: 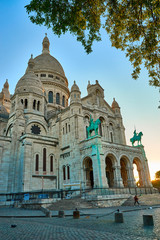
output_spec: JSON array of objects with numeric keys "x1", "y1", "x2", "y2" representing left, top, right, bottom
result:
[
  {"x1": 0, "y1": 208, "x2": 45, "y2": 217},
  {"x1": 0, "y1": 207, "x2": 160, "y2": 240}
]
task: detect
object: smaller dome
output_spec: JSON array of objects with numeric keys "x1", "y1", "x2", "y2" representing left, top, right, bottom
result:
[
  {"x1": 112, "y1": 98, "x2": 120, "y2": 109},
  {"x1": 15, "y1": 55, "x2": 44, "y2": 96},
  {"x1": 4, "y1": 79, "x2": 9, "y2": 89},
  {"x1": 71, "y1": 81, "x2": 80, "y2": 92}
]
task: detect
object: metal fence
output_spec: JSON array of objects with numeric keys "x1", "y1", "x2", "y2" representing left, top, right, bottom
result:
[{"x1": 0, "y1": 186, "x2": 158, "y2": 204}]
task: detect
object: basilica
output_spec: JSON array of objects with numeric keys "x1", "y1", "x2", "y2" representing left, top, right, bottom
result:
[{"x1": 0, "y1": 35, "x2": 152, "y2": 194}]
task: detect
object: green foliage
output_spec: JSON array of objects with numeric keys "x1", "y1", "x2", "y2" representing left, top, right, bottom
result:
[
  {"x1": 151, "y1": 179, "x2": 160, "y2": 189},
  {"x1": 25, "y1": 0, "x2": 160, "y2": 86},
  {"x1": 155, "y1": 170, "x2": 160, "y2": 179}
]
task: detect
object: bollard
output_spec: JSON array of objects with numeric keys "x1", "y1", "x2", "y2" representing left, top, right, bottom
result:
[
  {"x1": 73, "y1": 210, "x2": 80, "y2": 219},
  {"x1": 58, "y1": 210, "x2": 65, "y2": 218},
  {"x1": 46, "y1": 211, "x2": 52, "y2": 218},
  {"x1": 115, "y1": 212, "x2": 124, "y2": 223},
  {"x1": 143, "y1": 215, "x2": 154, "y2": 226}
]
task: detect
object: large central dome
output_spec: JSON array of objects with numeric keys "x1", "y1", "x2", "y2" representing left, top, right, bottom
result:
[
  {"x1": 26, "y1": 34, "x2": 66, "y2": 79},
  {"x1": 25, "y1": 34, "x2": 70, "y2": 112},
  {"x1": 33, "y1": 53, "x2": 65, "y2": 77}
]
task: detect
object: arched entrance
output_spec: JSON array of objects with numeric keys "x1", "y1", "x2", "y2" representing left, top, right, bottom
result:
[
  {"x1": 120, "y1": 157, "x2": 129, "y2": 187},
  {"x1": 83, "y1": 157, "x2": 94, "y2": 188},
  {"x1": 105, "y1": 155, "x2": 115, "y2": 187},
  {"x1": 133, "y1": 158, "x2": 143, "y2": 187}
]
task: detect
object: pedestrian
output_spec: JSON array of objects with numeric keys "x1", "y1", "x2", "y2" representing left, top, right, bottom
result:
[{"x1": 134, "y1": 195, "x2": 139, "y2": 206}]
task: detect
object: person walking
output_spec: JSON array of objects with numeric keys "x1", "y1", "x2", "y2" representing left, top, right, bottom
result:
[{"x1": 134, "y1": 195, "x2": 140, "y2": 206}]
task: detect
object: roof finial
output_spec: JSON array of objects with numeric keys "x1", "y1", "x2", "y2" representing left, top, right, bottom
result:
[{"x1": 42, "y1": 34, "x2": 50, "y2": 54}]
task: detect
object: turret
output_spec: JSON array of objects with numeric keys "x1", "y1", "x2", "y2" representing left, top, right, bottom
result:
[
  {"x1": 70, "y1": 81, "x2": 81, "y2": 104},
  {"x1": 0, "y1": 79, "x2": 11, "y2": 113},
  {"x1": 111, "y1": 98, "x2": 121, "y2": 115}
]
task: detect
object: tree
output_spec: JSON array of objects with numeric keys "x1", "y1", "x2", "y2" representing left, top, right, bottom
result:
[
  {"x1": 155, "y1": 170, "x2": 160, "y2": 179},
  {"x1": 25, "y1": 0, "x2": 160, "y2": 86}
]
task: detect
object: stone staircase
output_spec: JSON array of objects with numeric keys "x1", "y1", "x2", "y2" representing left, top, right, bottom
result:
[
  {"x1": 47, "y1": 197, "x2": 98, "y2": 211},
  {"x1": 122, "y1": 193, "x2": 160, "y2": 206},
  {"x1": 121, "y1": 196, "x2": 134, "y2": 206}
]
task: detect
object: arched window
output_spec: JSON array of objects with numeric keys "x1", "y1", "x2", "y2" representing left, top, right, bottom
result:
[
  {"x1": 62, "y1": 95, "x2": 65, "y2": 107},
  {"x1": 33, "y1": 100, "x2": 36, "y2": 110},
  {"x1": 37, "y1": 101, "x2": 40, "y2": 111},
  {"x1": 35, "y1": 154, "x2": 39, "y2": 172},
  {"x1": 63, "y1": 166, "x2": 66, "y2": 180},
  {"x1": 56, "y1": 93, "x2": 60, "y2": 104},
  {"x1": 67, "y1": 166, "x2": 70, "y2": 180},
  {"x1": 68, "y1": 125, "x2": 70, "y2": 132},
  {"x1": 99, "y1": 122, "x2": 102, "y2": 136},
  {"x1": 24, "y1": 99, "x2": 28, "y2": 109},
  {"x1": 86, "y1": 126, "x2": 88, "y2": 138},
  {"x1": 99, "y1": 117, "x2": 104, "y2": 137},
  {"x1": 50, "y1": 156, "x2": 53, "y2": 172},
  {"x1": 48, "y1": 91, "x2": 53, "y2": 103},
  {"x1": 109, "y1": 123, "x2": 114, "y2": 142},
  {"x1": 110, "y1": 132, "x2": 113, "y2": 142},
  {"x1": 43, "y1": 148, "x2": 46, "y2": 172}
]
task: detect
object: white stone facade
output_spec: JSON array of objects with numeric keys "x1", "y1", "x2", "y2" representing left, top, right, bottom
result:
[{"x1": 0, "y1": 35, "x2": 152, "y2": 193}]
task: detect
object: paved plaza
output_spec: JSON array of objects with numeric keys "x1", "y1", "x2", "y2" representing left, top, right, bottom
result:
[{"x1": 0, "y1": 206, "x2": 160, "y2": 239}]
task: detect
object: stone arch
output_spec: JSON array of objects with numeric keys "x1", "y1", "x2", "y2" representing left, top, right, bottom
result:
[
  {"x1": 120, "y1": 155, "x2": 131, "y2": 187},
  {"x1": 105, "y1": 153, "x2": 117, "y2": 188},
  {"x1": 83, "y1": 157, "x2": 94, "y2": 189},
  {"x1": 133, "y1": 157, "x2": 144, "y2": 187}
]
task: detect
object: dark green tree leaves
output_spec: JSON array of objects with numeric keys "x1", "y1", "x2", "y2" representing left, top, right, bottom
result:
[{"x1": 25, "y1": 0, "x2": 160, "y2": 86}]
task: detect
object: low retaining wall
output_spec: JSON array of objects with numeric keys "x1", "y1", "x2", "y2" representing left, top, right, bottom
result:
[{"x1": 85, "y1": 194, "x2": 130, "y2": 207}]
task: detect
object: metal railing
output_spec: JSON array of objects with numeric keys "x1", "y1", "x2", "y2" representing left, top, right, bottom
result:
[{"x1": 0, "y1": 187, "x2": 158, "y2": 204}]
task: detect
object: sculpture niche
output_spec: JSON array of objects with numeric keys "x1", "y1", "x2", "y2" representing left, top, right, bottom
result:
[
  {"x1": 87, "y1": 116, "x2": 101, "y2": 138},
  {"x1": 130, "y1": 130, "x2": 143, "y2": 146}
]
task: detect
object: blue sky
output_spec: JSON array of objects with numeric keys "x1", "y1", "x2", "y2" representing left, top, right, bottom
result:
[{"x1": 0, "y1": 0, "x2": 159, "y2": 179}]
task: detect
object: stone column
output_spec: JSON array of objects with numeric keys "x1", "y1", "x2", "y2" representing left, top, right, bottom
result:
[
  {"x1": 113, "y1": 165, "x2": 124, "y2": 188},
  {"x1": 91, "y1": 137, "x2": 109, "y2": 189},
  {"x1": 137, "y1": 166, "x2": 145, "y2": 187},
  {"x1": 126, "y1": 167, "x2": 136, "y2": 187}
]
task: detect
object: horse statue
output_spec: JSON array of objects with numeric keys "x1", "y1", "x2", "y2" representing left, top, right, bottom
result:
[
  {"x1": 130, "y1": 130, "x2": 143, "y2": 146},
  {"x1": 87, "y1": 116, "x2": 101, "y2": 138}
]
